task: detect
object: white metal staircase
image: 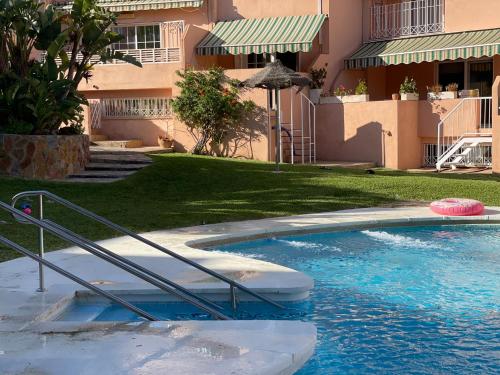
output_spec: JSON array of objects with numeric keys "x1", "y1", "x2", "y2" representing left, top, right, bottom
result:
[
  {"x1": 279, "y1": 88, "x2": 316, "y2": 164},
  {"x1": 436, "y1": 97, "x2": 492, "y2": 171},
  {"x1": 436, "y1": 134, "x2": 492, "y2": 170}
]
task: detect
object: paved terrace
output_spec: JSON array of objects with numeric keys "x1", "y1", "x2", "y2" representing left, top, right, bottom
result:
[{"x1": 1, "y1": 206, "x2": 500, "y2": 374}]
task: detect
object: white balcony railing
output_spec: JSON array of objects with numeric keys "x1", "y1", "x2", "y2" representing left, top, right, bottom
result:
[
  {"x1": 42, "y1": 47, "x2": 181, "y2": 65},
  {"x1": 101, "y1": 98, "x2": 172, "y2": 119},
  {"x1": 370, "y1": 0, "x2": 444, "y2": 40}
]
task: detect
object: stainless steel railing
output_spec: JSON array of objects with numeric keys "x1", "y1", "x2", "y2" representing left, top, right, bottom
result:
[
  {"x1": 10, "y1": 191, "x2": 284, "y2": 311},
  {"x1": 0, "y1": 234, "x2": 158, "y2": 321},
  {"x1": 1, "y1": 201, "x2": 231, "y2": 320}
]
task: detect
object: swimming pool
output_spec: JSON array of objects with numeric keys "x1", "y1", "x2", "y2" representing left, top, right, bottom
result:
[
  {"x1": 57, "y1": 224, "x2": 499, "y2": 374},
  {"x1": 212, "y1": 225, "x2": 500, "y2": 374}
]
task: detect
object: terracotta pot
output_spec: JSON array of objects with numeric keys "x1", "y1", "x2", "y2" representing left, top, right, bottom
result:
[
  {"x1": 158, "y1": 138, "x2": 173, "y2": 148},
  {"x1": 392, "y1": 93, "x2": 400, "y2": 100}
]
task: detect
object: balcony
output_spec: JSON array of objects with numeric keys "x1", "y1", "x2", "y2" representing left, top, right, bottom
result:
[
  {"x1": 370, "y1": 0, "x2": 444, "y2": 40},
  {"x1": 43, "y1": 47, "x2": 181, "y2": 65}
]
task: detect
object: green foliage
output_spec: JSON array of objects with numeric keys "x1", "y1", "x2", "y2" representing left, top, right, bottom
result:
[
  {"x1": 309, "y1": 64, "x2": 327, "y2": 89},
  {"x1": 0, "y1": 0, "x2": 141, "y2": 135},
  {"x1": 399, "y1": 76, "x2": 418, "y2": 94},
  {"x1": 354, "y1": 79, "x2": 368, "y2": 95},
  {"x1": 171, "y1": 67, "x2": 256, "y2": 155}
]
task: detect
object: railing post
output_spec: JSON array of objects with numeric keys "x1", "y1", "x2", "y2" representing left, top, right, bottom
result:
[
  {"x1": 230, "y1": 284, "x2": 238, "y2": 312},
  {"x1": 37, "y1": 194, "x2": 46, "y2": 292}
]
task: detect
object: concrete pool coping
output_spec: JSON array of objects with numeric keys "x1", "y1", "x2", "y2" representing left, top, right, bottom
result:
[{"x1": 1, "y1": 205, "x2": 500, "y2": 374}]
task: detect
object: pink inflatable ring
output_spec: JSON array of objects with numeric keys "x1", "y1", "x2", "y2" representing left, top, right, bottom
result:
[{"x1": 430, "y1": 198, "x2": 485, "y2": 216}]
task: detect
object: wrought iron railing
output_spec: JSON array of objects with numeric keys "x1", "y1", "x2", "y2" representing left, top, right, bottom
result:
[
  {"x1": 370, "y1": 0, "x2": 444, "y2": 40},
  {"x1": 101, "y1": 98, "x2": 172, "y2": 119}
]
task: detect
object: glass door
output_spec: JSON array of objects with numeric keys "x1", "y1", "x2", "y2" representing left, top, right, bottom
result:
[
  {"x1": 469, "y1": 61, "x2": 493, "y2": 96},
  {"x1": 469, "y1": 61, "x2": 493, "y2": 128}
]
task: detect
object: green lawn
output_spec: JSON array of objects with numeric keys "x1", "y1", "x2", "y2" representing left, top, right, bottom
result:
[{"x1": 1, "y1": 153, "x2": 499, "y2": 262}]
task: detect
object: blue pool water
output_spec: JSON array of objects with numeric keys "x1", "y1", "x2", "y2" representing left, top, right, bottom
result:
[
  {"x1": 212, "y1": 225, "x2": 500, "y2": 374},
  {"x1": 58, "y1": 225, "x2": 500, "y2": 374}
]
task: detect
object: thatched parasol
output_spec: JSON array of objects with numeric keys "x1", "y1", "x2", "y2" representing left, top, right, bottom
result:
[{"x1": 242, "y1": 60, "x2": 311, "y2": 172}]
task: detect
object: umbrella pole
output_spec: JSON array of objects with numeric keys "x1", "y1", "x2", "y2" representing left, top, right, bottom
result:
[{"x1": 275, "y1": 87, "x2": 281, "y2": 173}]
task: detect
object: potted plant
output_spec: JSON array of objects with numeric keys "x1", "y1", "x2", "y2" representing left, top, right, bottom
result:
[
  {"x1": 158, "y1": 134, "x2": 174, "y2": 148},
  {"x1": 427, "y1": 84, "x2": 443, "y2": 100},
  {"x1": 392, "y1": 93, "x2": 400, "y2": 100},
  {"x1": 445, "y1": 83, "x2": 459, "y2": 99},
  {"x1": 427, "y1": 83, "x2": 459, "y2": 100},
  {"x1": 309, "y1": 64, "x2": 327, "y2": 104},
  {"x1": 399, "y1": 77, "x2": 419, "y2": 101},
  {"x1": 351, "y1": 79, "x2": 369, "y2": 102},
  {"x1": 320, "y1": 85, "x2": 352, "y2": 104}
]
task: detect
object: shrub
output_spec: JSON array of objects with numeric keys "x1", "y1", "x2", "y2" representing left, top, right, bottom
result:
[
  {"x1": 354, "y1": 79, "x2": 368, "y2": 95},
  {"x1": 171, "y1": 67, "x2": 255, "y2": 155},
  {"x1": 0, "y1": 0, "x2": 140, "y2": 135}
]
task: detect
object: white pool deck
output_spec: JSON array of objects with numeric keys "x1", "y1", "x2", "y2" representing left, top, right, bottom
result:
[{"x1": 1, "y1": 206, "x2": 500, "y2": 374}]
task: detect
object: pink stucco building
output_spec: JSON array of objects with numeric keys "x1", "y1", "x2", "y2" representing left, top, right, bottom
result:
[{"x1": 77, "y1": 0, "x2": 500, "y2": 172}]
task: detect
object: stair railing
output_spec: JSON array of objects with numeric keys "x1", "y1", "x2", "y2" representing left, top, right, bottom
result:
[
  {"x1": 436, "y1": 97, "x2": 492, "y2": 169},
  {"x1": 11, "y1": 191, "x2": 284, "y2": 312},
  {"x1": 1, "y1": 201, "x2": 231, "y2": 320}
]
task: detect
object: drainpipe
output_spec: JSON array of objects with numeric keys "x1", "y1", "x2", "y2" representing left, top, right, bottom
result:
[{"x1": 317, "y1": 0, "x2": 322, "y2": 14}]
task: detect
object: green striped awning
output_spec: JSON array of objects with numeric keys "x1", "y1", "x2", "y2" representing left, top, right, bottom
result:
[
  {"x1": 345, "y1": 28, "x2": 500, "y2": 69},
  {"x1": 60, "y1": 0, "x2": 203, "y2": 12},
  {"x1": 197, "y1": 14, "x2": 327, "y2": 55}
]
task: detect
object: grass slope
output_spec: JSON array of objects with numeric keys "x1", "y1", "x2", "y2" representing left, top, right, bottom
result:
[{"x1": 1, "y1": 154, "x2": 499, "y2": 262}]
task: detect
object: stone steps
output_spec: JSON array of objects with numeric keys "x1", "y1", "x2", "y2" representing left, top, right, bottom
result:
[
  {"x1": 66, "y1": 149, "x2": 154, "y2": 183},
  {"x1": 85, "y1": 162, "x2": 148, "y2": 171}
]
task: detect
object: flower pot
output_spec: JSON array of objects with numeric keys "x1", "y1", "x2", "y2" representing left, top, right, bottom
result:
[
  {"x1": 392, "y1": 93, "x2": 400, "y2": 100},
  {"x1": 319, "y1": 96, "x2": 343, "y2": 104},
  {"x1": 342, "y1": 94, "x2": 369, "y2": 103},
  {"x1": 427, "y1": 91, "x2": 458, "y2": 100},
  {"x1": 319, "y1": 95, "x2": 369, "y2": 104},
  {"x1": 400, "y1": 93, "x2": 420, "y2": 101},
  {"x1": 309, "y1": 88, "x2": 322, "y2": 104},
  {"x1": 158, "y1": 137, "x2": 173, "y2": 148},
  {"x1": 459, "y1": 89, "x2": 480, "y2": 98}
]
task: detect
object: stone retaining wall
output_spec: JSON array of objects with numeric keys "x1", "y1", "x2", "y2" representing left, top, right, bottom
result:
[{"x1": 0, "y1": 134, "x2": 90, "y2": 180}]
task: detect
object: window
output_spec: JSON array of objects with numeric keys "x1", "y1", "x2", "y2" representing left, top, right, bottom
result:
[
  {"x1": 112, "y1": 25, "x2": 161, "y2": 50},
  {"x1": 247, "y1": 53, "x2": 271, "y2": 68}
]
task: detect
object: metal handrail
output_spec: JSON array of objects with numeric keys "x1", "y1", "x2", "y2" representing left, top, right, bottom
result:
[
  {"x1": 437, "y1": 97, "x2": 493, "y2": 167},
  {"x1": 1, "y1": 202, "x2": 230, "y2": 320},
  {"x1": 44, "y1": 219, "x2": 223, "y2": 312},
  {"x1": 0, "y1": 234, "x2": 158, "y2": 321},
  {"x1": 11, "y1": 191, "x2": 284, "y2": 310}
]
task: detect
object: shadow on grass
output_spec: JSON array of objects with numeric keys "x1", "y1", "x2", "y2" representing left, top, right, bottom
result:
[{"x1": 1, "y1": 153, "x2": 499, "y2": 261}]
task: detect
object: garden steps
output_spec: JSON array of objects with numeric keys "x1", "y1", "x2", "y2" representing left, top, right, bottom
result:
[{"x1": 66, "y1": 148, "x2": 159, "y2": 183}]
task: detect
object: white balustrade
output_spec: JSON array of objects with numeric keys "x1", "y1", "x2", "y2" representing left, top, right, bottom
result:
[{"x1": 42, "y1": 47, "x2": 181, "y2": 65}]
